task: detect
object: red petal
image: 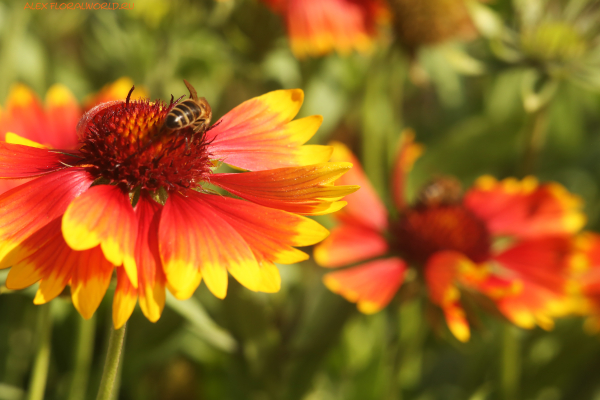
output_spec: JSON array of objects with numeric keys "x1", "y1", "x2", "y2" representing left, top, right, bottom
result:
[
  {"x1": 70, "y1": 246, "x2": 115, "y2": 319},
  {"x1": 199, "y1": 193, "x2": 329, "y2": 265},
  {"x1": 283, "y1": 0, "x2": 386, "y2": 58},
  {"x1": 159, "y1": 191, "x2": 260, "y2": 299},
  {"x1": 424, "y1": 251, "x2": 472, "y2": 342},
  {"x1": 0, "y1": 168, "x2": 93, "y2": 263},
  {"x1": 134, "y1": 194, "x2": 166, "y2": 321},
  {"x1": 113, "y1": 267, "x2": 138, "y2": 329},
  {"x1": 323, "y1": 257, "x2": 406, "y2": 313},
  {"x1": 314, "y1": 224, "x2": 388, "y2": 268},
  {"x1": 391, "y1": 130, "x2": 423, "y2": 211},
  {"x1": 205, "y1": 89, "x2": 331, "y2": 171},
  {"x1": 211, "y1": 163, "x2": 358, "y2": 216},
  {"x1": 0, "y1": 142, "x2": 79, "y2": 178},
  {"x1": 328, "y1": 142, "x2": 388, "y2": 231},
  {"x1": 494, "y1": 237, "x2": 572, "y2": 294},
  {"x1": 464, "y1": 176, "x2": 585, "y2": 239},
  {"x1": 62, "y1": 185, "x2": 138, "y2": 286}
]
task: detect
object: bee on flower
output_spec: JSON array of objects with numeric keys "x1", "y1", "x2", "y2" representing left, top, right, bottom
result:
[
  {"x1": 0, "y1": 81, "x2": 358, "y2": 329},
  {"x1": 314, "y1": 131, "x2": 589, "y2": 342},
  {"x1": 260, "y1": 0, "x2": 389, "y2": 58}
]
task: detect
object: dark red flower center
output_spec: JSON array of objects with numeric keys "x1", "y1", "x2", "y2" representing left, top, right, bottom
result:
[
  {"x1": 76, "y1": 99, "x2": 212, "y2": 192},
  {"x1": 391, "y1": 205, "x2": 491, "y2": 265},
  {"x1": 391, "y1": 178, "x2": 491, "y2": 265}
]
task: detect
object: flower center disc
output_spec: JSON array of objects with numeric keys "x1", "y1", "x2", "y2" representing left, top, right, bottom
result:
[
  {"x1": 77, "y1": 100, "x2": 212, "y2": 192},
  {"x1": 392, "y1": 205, "x2": 491, "y2": 265}
]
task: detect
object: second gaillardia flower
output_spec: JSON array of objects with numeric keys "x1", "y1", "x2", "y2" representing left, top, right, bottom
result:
[
  {"x1": 315, "y1": 132, "x2": 587, "y2": 342},
  {"x1": 0, "y1": 85, "x2": 358, "y2": 328}
]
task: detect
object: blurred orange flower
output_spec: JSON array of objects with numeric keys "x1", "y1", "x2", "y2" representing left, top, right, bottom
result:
[
  {"x1": 315, "y1": 132, "x2": 587, "y2": 342},
  {"x1": 0, "y1": 85, "x2": 357, "y2": 328},
  {"x1": 261, "y1": 0, "x2": 389, "y2": 58}
]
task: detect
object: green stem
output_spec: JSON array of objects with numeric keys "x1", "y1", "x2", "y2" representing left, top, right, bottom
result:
[
  {"x1": 95, "y1": 324, "x2": 126, "y2": 400},
  {"x1": 501, "y1": 325, "x2": 521, "y2": 400},
  {"x1": 386, "y1": 306, "x2": 402, "y2": 400},
  {"x1": 26, "y1": 304, "x2": 53, "y2": 400},
  {"x1": 521, "y1": 107, "x2": 548, "y2": 177},
  {"x1": 67, "y1": 315, "x2": 97, "y2": 400}
]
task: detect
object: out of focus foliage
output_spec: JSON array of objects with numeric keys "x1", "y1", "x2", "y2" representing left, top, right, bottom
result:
[{"x1": 2, "y1": 0, "x2": 600, "y2": 399}]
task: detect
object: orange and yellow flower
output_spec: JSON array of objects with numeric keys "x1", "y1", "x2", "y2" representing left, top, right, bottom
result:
[
  {"x1": 261, "y1": 0, "x2": 389, "y2": 58},
  {"x1": 0, "y1": 83, "x2": 357, "y2": 328},
  {"x1": 315, "y1": 132, "x2": 587, "y2": 342}
]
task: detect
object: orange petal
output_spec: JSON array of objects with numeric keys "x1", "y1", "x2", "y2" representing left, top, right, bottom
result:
[
  {"x1": 282, "y1": 0, "x2": 386, "y2": 58},
  {"x1": 70, "y1": 246, "x2": 115, "y2": 319},
  {"x1": 0, "y1": 142, "x2": 80, "y2": 179},
  {"x1": 159, "y1": 191, "x2": 260, "y2": 299},
  {"x1": 134, "y1": 194, "x2": 166, "y2": 322},
  {"x1": 44, "y1": 84, "x2": 81, "y2": 149},
  {"x1": 0, "y1": 84, "x2": 47, "y2": 143},
  {"x1": 113, "y1": 267, "x2": 138, "y2": 329},
  {"x1": 424, "y1": 251, "x2": 473, "y2": 341},
  {"x1": 391, "y1": 129, "x2": 424, "y2": 211},
  {"x1": 200, "y1": 193, "x2": 329, "y2": 265},
  {"x1": 0, "y1": 168, "x2": 93, "y2": 263},
  {"x1": 464, "y1": 176, "x2": 586, "y2": 239},
  {"x1": 314, "y1": 224, "x2": 388, "y2": 268},
  {"x1": 328, "y1": 142, "x2": 388, "y2": 231},
  {"x1": 62, "y1": 185, "x2": 138, "y2": 287},
  {"x1": 323, "y1": 257, "x2": 406, "y2": 313},
  {"x1": 205, "y1": 89, "x2": 331, "y2": 171},
  {"x1": 494, "y1": 237, "x2": 573, "y2": 294},
  {"x1": 211, "y1": 163, "x2": 359, "y2": 216}
]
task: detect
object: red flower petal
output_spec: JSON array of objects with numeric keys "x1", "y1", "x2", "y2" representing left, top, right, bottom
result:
[
  {"x1": 424, "y1": 251, "x2": 472, "y2": 342},
  {"x1": 391, "y1": 130, "x2": 423, "y2": 211},
  {"x1": 0, "y1": 168, "x2": 93, "y2": 263},
  {"x1": 464, "y1": 176, "x2": 586, "y2": 239},
  {"x1": 113, "y1": 267, "x2": 138, "y2": 329},
  {"x1": 4, "y1": 217, "x2": 114, "y2": 319},
  {"x1": 62, "y1": 185, "x2": 138, "y2": 287},
  {"x1": 200, "y1": 193, "x2": 328, "y2": 264},
  {"x1": 280, "y1": 0, "x2": 387, "y2": 58},
  {"x1": 314, "y1": 224, "x2": 388, "y2": 268},
  {"x1": 211, "y1": 163, "x2": 358, "y2": 215},
  {"x1": 70, "y1": 246, "x2": 115, "y2": 319},
  {"x1": 323, "y1": 257, "x2": 406, "y2": 314},
  {"x1": 494, "y1": 237, "x2": 573, "y2": 294},
  {"x1": 44, "y1": 84, "x2": 81, "y2": 149},
  {"x1": 205, "y1": 89, "x2": 331, "y2": 171},
  {"x1": 159, "y1": 191, "x2": 260, "y2": 299},
  {"x1": 0, "y1": 142, "x2": 79, "y2": 179},
  {"x1": 0, "y1": 84, "x2": 47, "y2": 143},
  {"x1": 328, "y1": 142, "x2": 388, "y2": 231},
  {"x1": 134, "y1": 194, "x2": 166, "y2": 320},
  {"x1": 0, "y1": 84, "x2": 80, "y2": 149}
]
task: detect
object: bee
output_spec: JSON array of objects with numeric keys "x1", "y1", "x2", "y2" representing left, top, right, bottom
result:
[
  {"x1": 162, "y1": 79, "x2": 212, "y2": 135},
  {"x1": 416, "y1": 177, "x2": 463, "y2": 207}
]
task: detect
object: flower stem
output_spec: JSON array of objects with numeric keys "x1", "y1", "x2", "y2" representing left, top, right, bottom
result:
[
  {"x1": 501, "y1": 325, "x2": 521, "y2": 400},
  {"x1": 521, "y1": 106, "x2": 548, "y2": 177},
  {"x1": 386, "y1": 305, "x2": 402, "y2": 400},
  {"x1": 26, "y1": 303, "x2": 53, "y2": 400},
  {"x1": 67, "y1": 315, "x2": 97, "y2": 400},
  {"x1": 95, "y1": 324, "x2": 126, "y2": 400}
]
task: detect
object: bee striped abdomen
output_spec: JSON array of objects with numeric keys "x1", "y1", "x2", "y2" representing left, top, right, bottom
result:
[{"x1": 165, "y1": 99, "x2": 203, "y2": 130}]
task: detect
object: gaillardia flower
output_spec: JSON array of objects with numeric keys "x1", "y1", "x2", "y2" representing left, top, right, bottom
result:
[
  {"x1": 261, "y1": 0, "x2": 388, "y2": 58},
  {"x1": 315, "y1": 132, "x2": 585, "y2": 341},
  {"x1": 0, "y1": 84, "x2": 358, "y2": 328}
]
